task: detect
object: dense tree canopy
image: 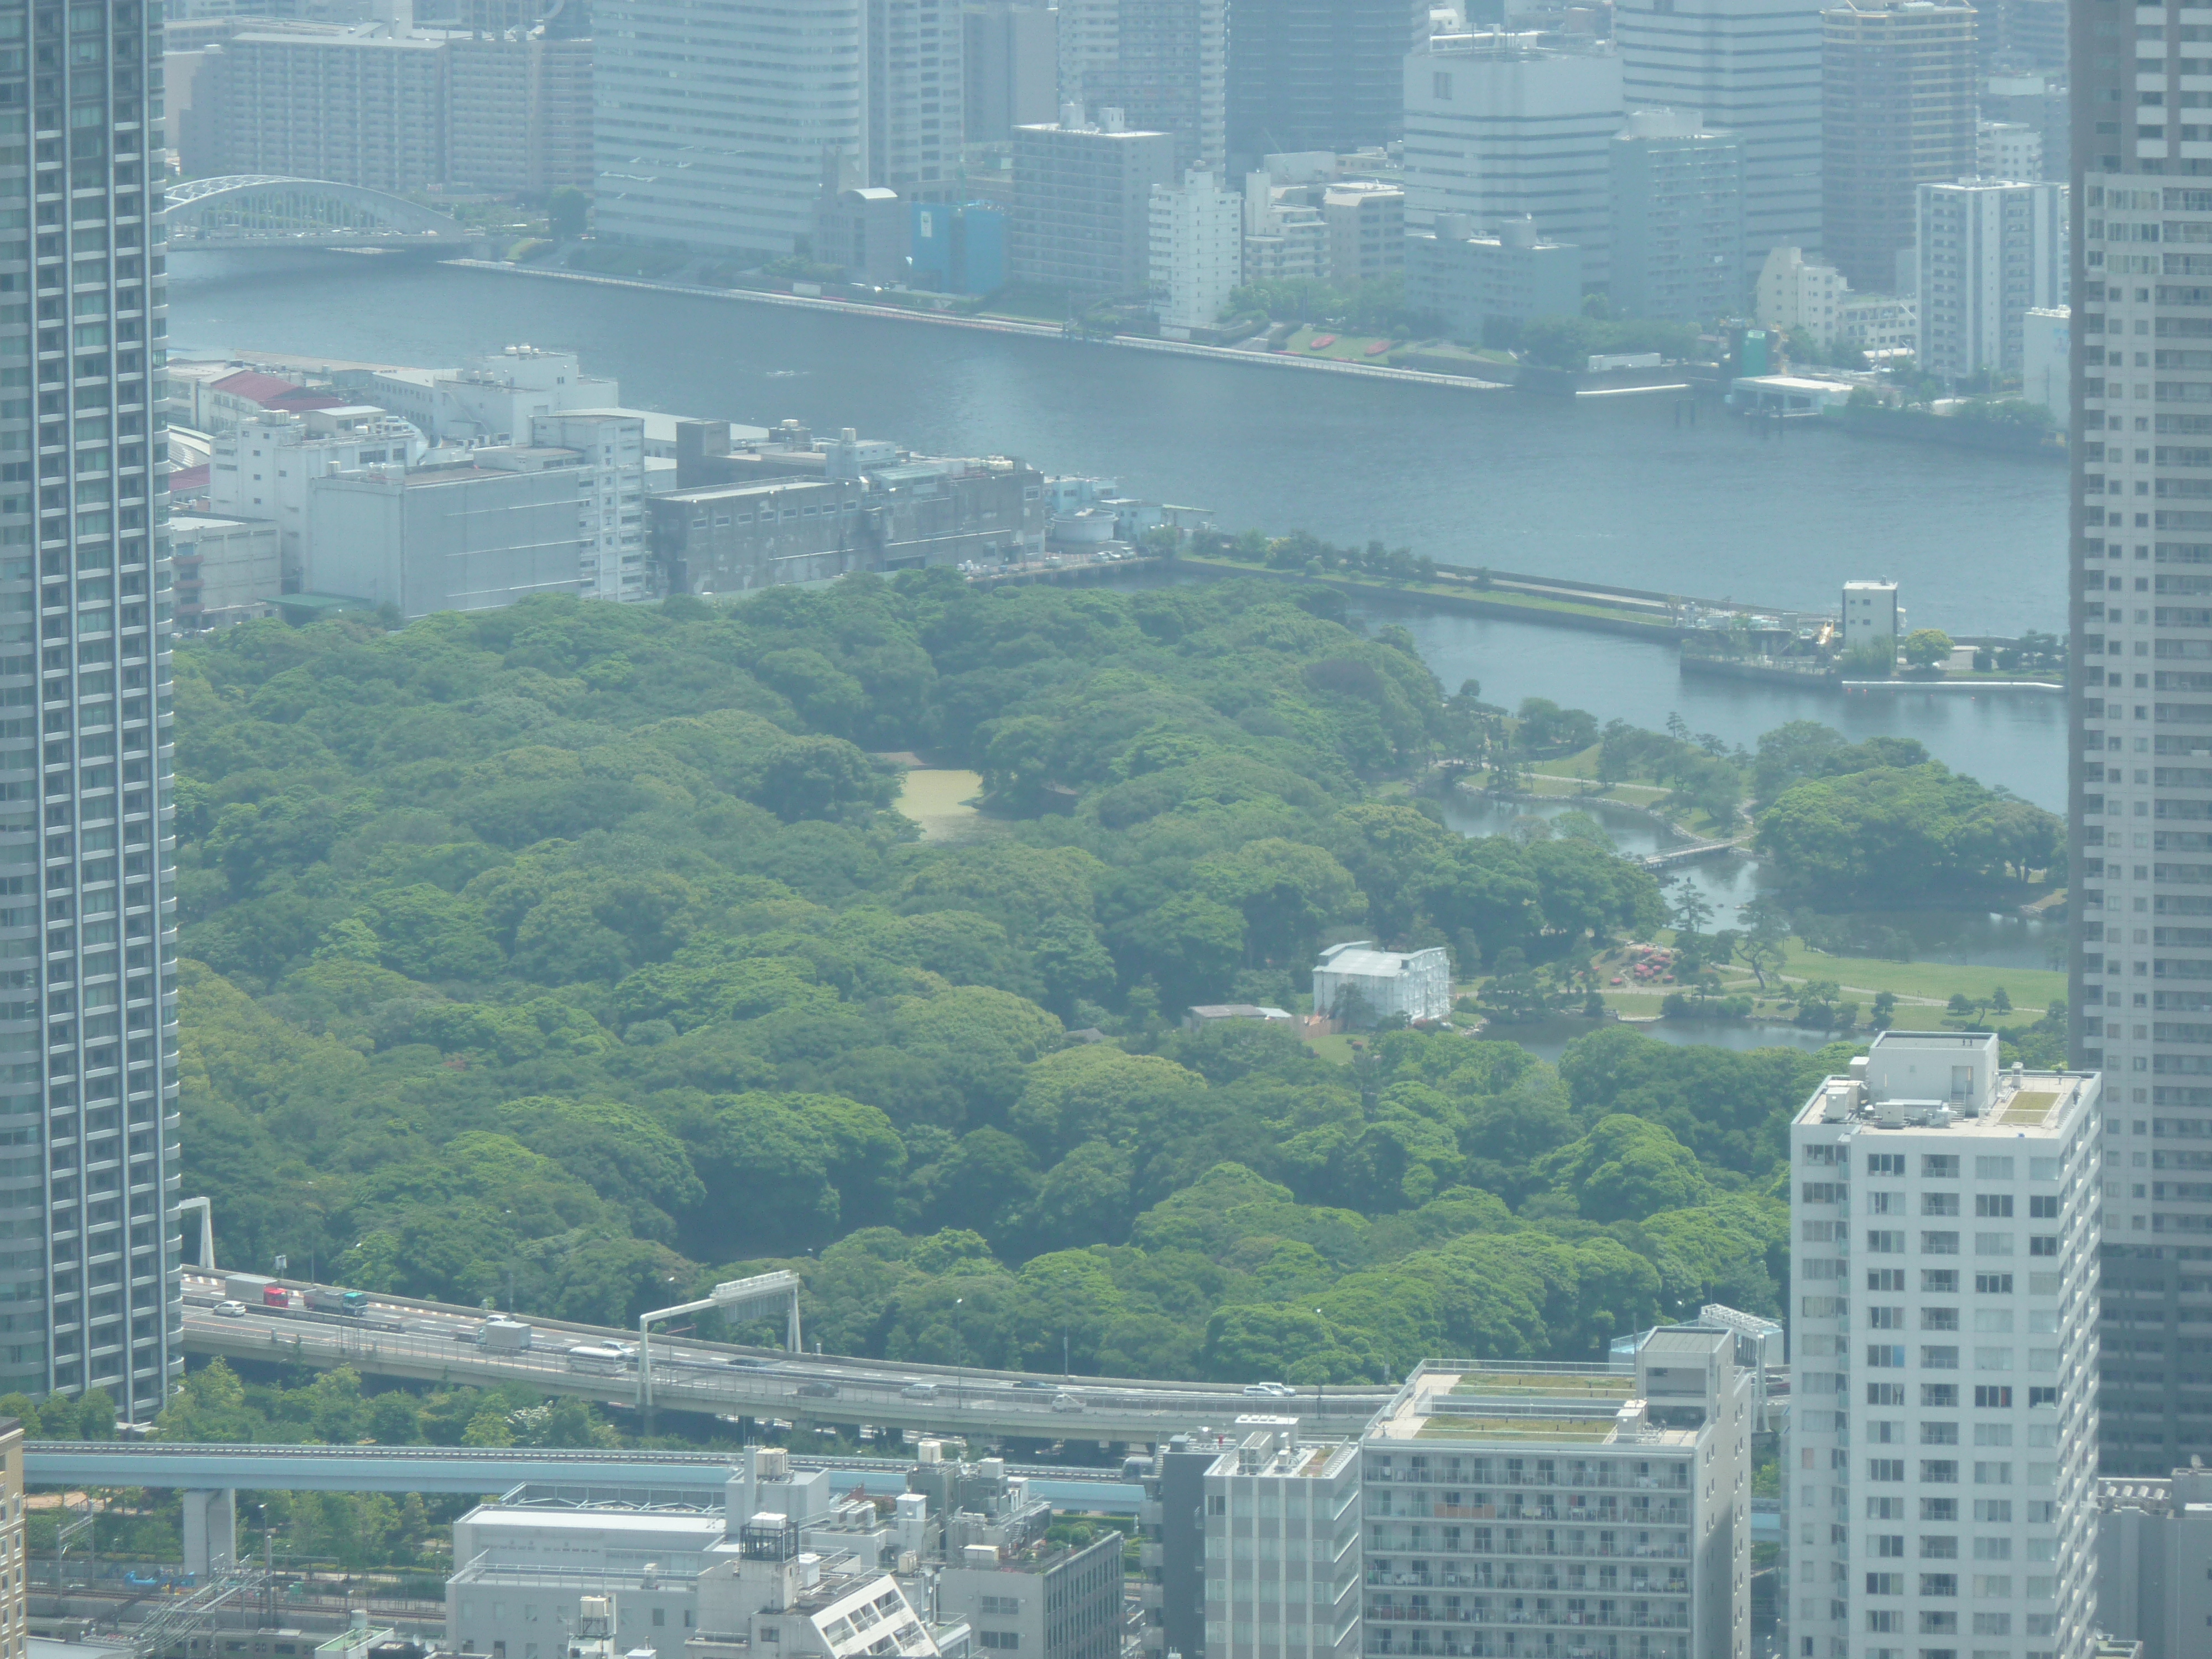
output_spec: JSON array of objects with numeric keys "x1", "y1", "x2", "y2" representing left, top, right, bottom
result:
[{"x1": 170, "y1": 579, "x2": 1845, "y2": 1385}]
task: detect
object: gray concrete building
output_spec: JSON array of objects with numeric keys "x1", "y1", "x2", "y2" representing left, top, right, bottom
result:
[
  {"x1": 447, "y1": 30, "x2": 594, "y2": 194},
  {"x1": 1407, "y1": 217, "x2": 1584, "y2": 341},
  {"x1": 964, "y1": 1, "x2": 1058, "y2": 144},
  {"x1": 1011, "y1": 108, "x2": 1179, "y2": 294},
  {"x1": 1610, "y1": 109, "x2": 1746, "y2": 322},
  {"x1": 170, "y1": 514, "x2": 281, "y2": 632},
  {"x1": 1136, "y1": 1436, "x2": 1217, "y2": 1659},
  {"x1": 2096, "y1": 1468, "x2": 2212, "y2": 1659},
  {"x1": 934, "y1": 1531, "x2": 1123, "y2": 1659}
]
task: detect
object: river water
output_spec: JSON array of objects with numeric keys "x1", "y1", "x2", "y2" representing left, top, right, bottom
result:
[{"x1": 167, "y1": 252, "x2": 2068, "y2": 885}]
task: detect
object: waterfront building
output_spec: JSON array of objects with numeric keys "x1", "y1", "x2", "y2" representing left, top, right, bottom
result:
[
  {"x1": 869, "y1": 0, "x2": 964, "y2": 197},
  {"x1": 1614, "y1": 0, "x2": 1825, "y2": 279},
  {"x1": 447, "y1": 28, "x2": 594, "y2": 195},
  {"x1": 1820, "y1": 0, "x2": 1978, "y2": 294},
  {"x1": 208, "y1": 407, "x2": 430, "y2": 589},
  {"x1": 1842, "y1": 577, "x2": 1900, "y2": 656},
  {"x1": 1402, "y1": 32, "x2": 1623, "y2": 288},
  {"x1": 1754, "y1": 243, "x2": 1847, "y2": 347},
  {"x1": 1406, "y1": 216, "x2": 1583, "y2": 340},
  {"x1": 1978, "y1": 118, "x2": 2044, "y2": 184},
  {"x1": 2071, "y1": 0, "x2": 2212, "y2": 1478},
  {"x1": 1837, "y1": 290, "x2": 1918, "y2": 354},
  {"x1": 1199, "y1": 1420, "x2": 1360, "y2": 1659},
  {"x1": 964, "y1": 1, "x2": 1058, "y2": 144},
  {"x1": 1787, "y1": 1032, "x2": 2103, "y2": 1659},
  {"x1": 1609, "y1": 108, "x2": 1746, "y2": 322},
  {"x1": 1913, "y1": 178, "x2": 2066, "y2": 379},
  {"x1": 193, "y1": 26, "x2": 450, "y2": 191},
  {"x1": 1057, "y1": 0, "x2": 1225, "y2": 169},
  {"x1": 817, "y1": 188, "x2": 912, "y2": 286},
  {"x1": 1322, "y1": 181, "x2": 1405, "y2": 284},
  {"x1": 1309, "y1": 942, "x2": 1452, "y2": 1027},
  {"x1": 2021, "y1": 304, "x2": 2068, "y2": 420},
  {"x1": 593, "y1": 0, "x2": 864, "y2": 258},
  {"x1": 1151, "y1": 167, "x2": 1244, "y2": 331},
  {"x1": 306, "y1": 414, "x2": 648, "y2": 617},
  {"x1": 0, "y1": 0, "x2": 182, "y2": 1420},
  {"x1": 1011, "y1": 108, "x2": 1178, "y2": 293},
  {"x1": 1223, "y1": 0, "x2": 1410, "y2": 169},
  {"x1": 1242, "y1": 175, "x2": 1329, "y2": 283},
  {"x1": 1361, "y1": 1338, "x2": 1752, "y2": 1659},
  {"x1": 910, "y1": 201, "x2": 1009, "y2": 294}
]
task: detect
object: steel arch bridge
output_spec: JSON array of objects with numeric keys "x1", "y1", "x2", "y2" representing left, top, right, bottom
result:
[{"x1": 163, "y1": 175, "x2": 474, "y2": 250}]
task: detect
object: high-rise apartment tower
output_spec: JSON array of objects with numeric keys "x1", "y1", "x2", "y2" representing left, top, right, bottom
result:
[
  {"x1": 0, "y1": 0, "x2": 181, "y2": 1419},
  {"x1": 2070, "y1": 0, "x2": 2212, "y2": 1475},
  {"x1": 1787, "y1": 1033, "x2": 2103, "y2": 1659},
  {"x1": 1820, "y1": 0, "x2": 1977, "y2": 293}
]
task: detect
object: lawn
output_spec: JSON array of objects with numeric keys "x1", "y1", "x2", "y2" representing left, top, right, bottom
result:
[
  {"x1": 1281, "y1": 326, "x2": 1407, "y2": 362},
  {"x1": 1777, "y1": 937, "x2": 2063, "y2": 1011}
]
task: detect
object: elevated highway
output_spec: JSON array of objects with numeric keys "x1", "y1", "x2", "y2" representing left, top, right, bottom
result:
[
  {"x1": 179, "y1": 1276, "x2": 1391, "y2": 1443},
  {"x1": 21, "y1": 1443, "x2": 1142, "y2": 1513}
]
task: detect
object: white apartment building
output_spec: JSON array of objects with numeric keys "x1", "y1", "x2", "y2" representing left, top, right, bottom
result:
[
  {"x1": 1242, "y1": 173, "x2": 1328, "y2": 283},
  {"x1": 1403, "y1": 32, "x2": 1624, "y2": 287},
  {"x1": 1977, "y1": 119, "x2": 2044, "y2": 184},
  {"x1": 1837, "y1": 292, "x2": 1918, "y2": 356},
  {"x1": 209, "y1": 408, "x2": 430, "y2": 588},
  {"x1": 531, "y1": 414, "x2": 650, "y2": 602},
  {"x1": 1787, "y1": 1032, "x2": 2103, "y2": 1659},
  {"x1": 1151, "y1": 167, "x2": 1243, "y2": 331},
  {"x1": 1361, "y1": 1337, "x2": 1752, "y2": 1659},
  {"x1": 1842, "y1": 578, "x2": 1901, "y2": 655},
  {"x1": 1614, "y1": 0, "x2": 1825, "y2": 279},
  {"x1": 1755, "y1": 244, "x2": 1848, "y2": 347},
  {"x1": 1310, "y1": 942, "x2": 1452, "y2": 1028},
  {"x1": 1914, "y1": 179, "x2": 2067, "y2": 379},
  {"x1": 1201, "y1": 1420, "x2": 1360, "y2": 1659},
  {"x1": 194, "y1": 27, "x2": 450, "y2": 191},
  {"x1": 594, "y1": 0, "x2": 865, "y2": 256},
  {"x1": 2021, "y1": 305, "x2": 2068, "y2": 419}
]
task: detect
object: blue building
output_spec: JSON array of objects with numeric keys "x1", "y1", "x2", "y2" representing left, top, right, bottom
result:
[{"x1": 911, "y1": 201, "x2": 1007, "y2": 295}]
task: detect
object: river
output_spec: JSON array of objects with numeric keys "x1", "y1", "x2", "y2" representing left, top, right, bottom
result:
[
  {"x1": 167, "y1": 253, "x2": 2068, "y2": 813},
  {"x1": 169, "y1": 253, "x2": 2068, "y2": 638}
]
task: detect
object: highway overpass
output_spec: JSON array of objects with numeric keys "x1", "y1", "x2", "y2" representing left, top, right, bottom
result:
[
  {"x1": 21, "y1": 1443, "x2": 1142, "y2": 1512},
  {"x1": 179, "y1": 1277, "x2": 1391, "y2": 1444}
]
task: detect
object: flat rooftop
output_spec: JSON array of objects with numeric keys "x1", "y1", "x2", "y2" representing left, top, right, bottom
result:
[
  {"x1": 1794, "y1": 1067, "x2": 2093, "y2": 1137},
  {"x1": 1370, "y1": 1363, "x2": 1692, "y2": 1447}
]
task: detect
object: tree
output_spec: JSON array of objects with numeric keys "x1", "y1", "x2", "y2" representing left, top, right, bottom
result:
[
  {"x1": 548, "y1": 186, "x2": 590, "y2": 240},
  {"x1": 1735, "y1": 895, "x2": 1791, "y2": 990},
  {"x1": 1871, "y1": 990, "x2": 1897, "y2": 1030},
  {"x1": 1902, "y1": 629, "x2": 1955, "y2": 670}
]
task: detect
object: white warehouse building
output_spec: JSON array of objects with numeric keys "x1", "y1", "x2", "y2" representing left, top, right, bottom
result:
[{"x1": 1310, "y1": 942, "x2": 1451, "y2": 1027}]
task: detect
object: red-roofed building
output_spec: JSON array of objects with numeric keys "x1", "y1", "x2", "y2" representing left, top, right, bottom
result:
[
  {"x1": 166, "y1": 462, "x2": 211, "y2": 503},
  {"x1": 203, "y1": 369, "x2": 348, "y2": 431}
]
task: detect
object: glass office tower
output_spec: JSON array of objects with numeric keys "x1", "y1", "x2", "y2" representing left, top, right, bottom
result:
[{"x1": 0, "y1": 0, "x2": 179, "y2": 1419}]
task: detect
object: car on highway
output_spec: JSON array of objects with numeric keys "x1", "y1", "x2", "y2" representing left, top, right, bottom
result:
[
  {"x1": 1243, "y1": 1381, "x2": 1294, "y2": 1396},
  {"x1": 795, "y1": 1381, "x2": 839, "y2": 1400},
  {"x1": 728, "y1": 1357, "x2": 771, "y2": 1369},
  {"x1": 901, "y1": 1380, "x2": 940, "y2": 1399},
  {"x1": 213, "y1": 1300, "x2": 247, "y2": 1318},
  {"x1": 1051, "y1": 1391, "x2": 1086, "y2": 1413},
  {"x1": 1013, "y1": 1379, "x2": 1055, "y2": 1392},
  {"x1": 566, "y1": 1343, "x2": 633, "y2": 1373}
]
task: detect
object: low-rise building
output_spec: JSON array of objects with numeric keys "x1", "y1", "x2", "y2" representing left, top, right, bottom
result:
[
  {"x1": 1321, "y1": 181, "x2": 1404, "y2": 284},
  {"x1": 934, "y1": 1532, "x2": 1123, "y2": 1659},
  {"x1": 911, "y1": 201, "x2": 1009, "y2": 295},
  {"x1": 1841, "y1": 577, "x2": 1901, "y2": 655},
  {"x1": 170, "y1": 513, "x2": 281, "y2": 630},
  {"x1": 817, "y1": 188, "x2": 912, "y2": 287},
  {"x1": 2021, "y1": 304, "x2": 2069, "y2": 419},
  {"x1": 1361, "y1": 1334, "x2": 1753, "y2": 1659},
  {"x1": 1310, "y1": 941, "x2": 1451, "y2": 1027},
  {"x1": 1406, "y1": 216, "x2": 1582, "y2": 341},
  {"x1": 1836, "y1": 291, "x2": 1918, "y2": 356},
  {"x1": 209, "y1": 406, "x2": 430, "y2": 588},
  {"x1": 1754, "y1": 244, "x2": 1848, "y2": 349},
  {"x1": 355, "y1": 347, "x2": 620, "y2": 445},
  {"x1": 649, "y1": 477, "x2": 872, "y2": 597}
]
